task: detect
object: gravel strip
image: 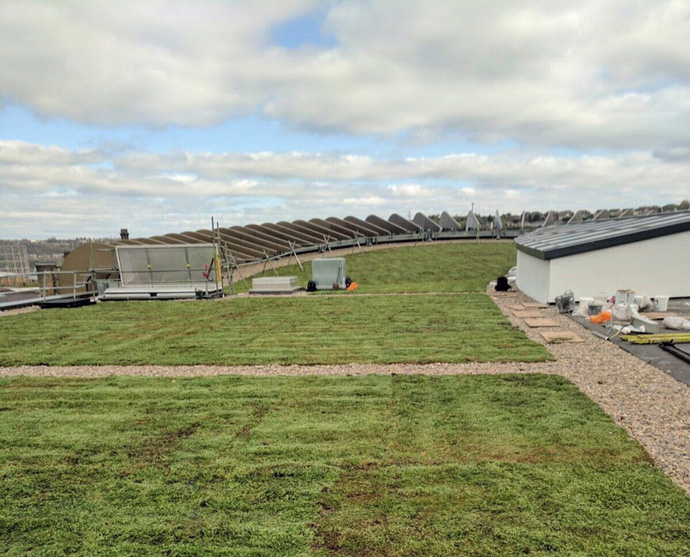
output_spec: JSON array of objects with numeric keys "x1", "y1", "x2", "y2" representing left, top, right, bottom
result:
[
  {"x1": 1, "y1": 285, "x2": 687, "y2": 495},
  {"x1": 0, "y1": 361, "x2": 559, "y2": 379},
  {"x1": 0, "y1": 305, "x2": 40, "y2": 317}
]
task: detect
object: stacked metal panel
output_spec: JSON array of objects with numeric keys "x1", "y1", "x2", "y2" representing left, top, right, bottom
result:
[{"x1": 101, "y1": 244, "x2": 222, "y2": 300}]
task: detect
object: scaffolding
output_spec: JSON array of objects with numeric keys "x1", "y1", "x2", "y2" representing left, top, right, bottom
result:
[{"x1": 0, "y1": 244, "x2": 31, "y2": 285}]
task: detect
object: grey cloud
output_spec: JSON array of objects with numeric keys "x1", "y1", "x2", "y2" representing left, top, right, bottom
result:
[
  {"x1": 1, "y1": 141, "x2": 688, "y2": 239},
  {"x1": 653, "y1": 147, "x2": 690, "y2": 162},
  {"x1": 2, "y1": 1, "x2": 690, "y2": 149},
  {"x1": 0, "y1": 141, "x2": 105, "y2": 165}
]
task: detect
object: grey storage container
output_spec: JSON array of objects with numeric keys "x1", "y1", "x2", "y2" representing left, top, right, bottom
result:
[{"x1": 312, "y1": 258, "x2": 346, "y2": 290}]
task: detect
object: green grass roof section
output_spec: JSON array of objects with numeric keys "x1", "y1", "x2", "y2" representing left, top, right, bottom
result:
[
  {"x1": 234, "y1": 242, "x2": 517, "y2": 294},
  {"x1": 0, "y1": 293, "x2": 550, "y2": 366},
  {"x1": 1, "y1": 374, "x2": 687, "y2": 555},
  {"x1": 1, "y1": 242, "x2": 543, "y2": 367}
]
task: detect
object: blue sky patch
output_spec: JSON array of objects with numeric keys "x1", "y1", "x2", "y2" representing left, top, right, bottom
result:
[{"x1": 270, "y1": 7, "x2": 337, "y2": 49}]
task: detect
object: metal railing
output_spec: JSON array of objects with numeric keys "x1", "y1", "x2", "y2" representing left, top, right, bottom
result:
[
  {"x1": 35, "y1": 266, "x2": 222, "y2": 298},
  {"x1": 36, "y1": 269, "x2": 98, "y2": 300}
]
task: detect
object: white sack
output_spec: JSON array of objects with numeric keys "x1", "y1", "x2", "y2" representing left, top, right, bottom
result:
[{"x1": 661, "y1": 317, "x2": 690, "y2": 331}]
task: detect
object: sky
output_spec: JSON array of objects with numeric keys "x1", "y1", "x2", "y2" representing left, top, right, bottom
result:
[{"x1": 1, "y1": 0, "x2": 689, "y2": 240}]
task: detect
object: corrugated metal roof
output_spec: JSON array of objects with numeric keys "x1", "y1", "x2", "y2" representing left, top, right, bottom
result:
[{"x1": 516, "y1": 212, "x2": 690, "y2": 260}]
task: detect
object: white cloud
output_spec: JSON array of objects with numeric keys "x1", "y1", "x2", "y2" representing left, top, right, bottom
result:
[
  {"x1": 387, "y1": 184, "x2": 435, "y2": 199},
  {"x1": 0, "y1": 140, "x2": 104, "y2": 165},
  {"x1": 342, "y1": 196, "x2": 387, "y2": 206},
  {"x1": 2, "y1": 1, "x2": 690, "y2": 149},
  {"x1": 2, "y1": 2, "x2": 690, "y2": 238},
  {"x1": 0, "y1": 0, "x2": 320, "y2": 126},
  {"x1": 1, "y1": 140, "x2": 688, "y2": 238}
]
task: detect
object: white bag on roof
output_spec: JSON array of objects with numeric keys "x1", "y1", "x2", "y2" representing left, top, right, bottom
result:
[{"x1": 662, "y1": 317, "x2": 690, "y2": 331}]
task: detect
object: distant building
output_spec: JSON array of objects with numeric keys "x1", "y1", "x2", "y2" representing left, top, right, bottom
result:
[{"x1": 515, "y1": 212, "x2": 690, "y2": 303}]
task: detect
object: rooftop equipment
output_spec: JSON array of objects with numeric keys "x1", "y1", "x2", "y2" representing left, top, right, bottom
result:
[
  {"x1": 312, "y1": 258, "x2": 346, "y2": 290},
  {"x1": 250, "y1": 276, "x2": 300, "y2": 294},
  {"x1": 101, "y1": 243, "x2": 222, "y2": 300}
]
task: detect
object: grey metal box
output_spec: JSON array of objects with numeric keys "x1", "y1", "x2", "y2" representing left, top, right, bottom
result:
[
  {"x1": 250, "y1": 276, "x2": 300, "y2": 294},
  {"x1": 312, "y1": 258, "x2": 346, "y2": 290}
]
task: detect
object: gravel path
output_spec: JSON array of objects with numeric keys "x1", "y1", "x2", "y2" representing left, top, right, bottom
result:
[
  {"x1": 1, "y1": 286, "x2": 688, "y2": 495},
  {"x1": 0, "y1": 305, "x2": 40, "y2": 317}
]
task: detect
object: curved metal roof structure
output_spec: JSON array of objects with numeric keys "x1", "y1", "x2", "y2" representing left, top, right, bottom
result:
[
  {"x1": 60, "y1": 211, "x2": 525, "y2": 286},
  {"x1": 112, "y1": 212, "x2": 446, "y2": 264}
]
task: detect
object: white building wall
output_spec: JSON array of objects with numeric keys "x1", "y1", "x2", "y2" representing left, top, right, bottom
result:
[
  {"x1": 516, "y1": 250, "x2": 551, "y2": 303},
  {"x1": 546, "y1": 230, "x2": 690, "y2": 302}
]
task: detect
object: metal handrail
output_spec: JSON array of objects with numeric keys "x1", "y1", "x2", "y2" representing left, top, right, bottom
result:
[{"x1": 36, "y1": 269, "x2": 95, "y2": 300}]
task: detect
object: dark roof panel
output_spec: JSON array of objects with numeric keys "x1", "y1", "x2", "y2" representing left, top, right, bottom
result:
[
  {"x1": 516, "y1": 212, "x2": 690, "y2": 260},
  {"x1": 330, "y1": 216, "x2": 380, "y2": 237},
  {"x1": 309, "y1": 218, "x2": 351, "y2": 240},
  {"x1": 275, "y1": 221, "x2": 324, "y2": 243},
  {"x1": 366, "y1": 214, "x2": 407, "y2": 234},
  {"x1": 412, "y1": 212, "x2": 441, "y2": 231},
  {"x1": 345, "y1": 215, "x2": 389, "y2": 236},
  {"x1": 439, "y1": 211, "x2": 462, "y2": 231},
  {"x1": 389, "y1": 213, "x2": 421, "y2": 232}
]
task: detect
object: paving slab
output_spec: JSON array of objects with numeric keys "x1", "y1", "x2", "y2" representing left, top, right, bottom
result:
[
  {"x1": 541, "y1": 331, "x2": 584, "y2": 344},
  {"x1": 523, "y1": 317, "x2": 561, "y2": 328},
  {"x1": 512, "y1": 309, "x2": 546, "y2": 318},
  {"x1": 523, "y1": 302, "x2": 549, "y2": 309}
]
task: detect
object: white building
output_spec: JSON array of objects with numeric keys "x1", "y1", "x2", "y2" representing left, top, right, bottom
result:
[{"x1": 515, "y1": 212, "x2": 690, "y2": 303}]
